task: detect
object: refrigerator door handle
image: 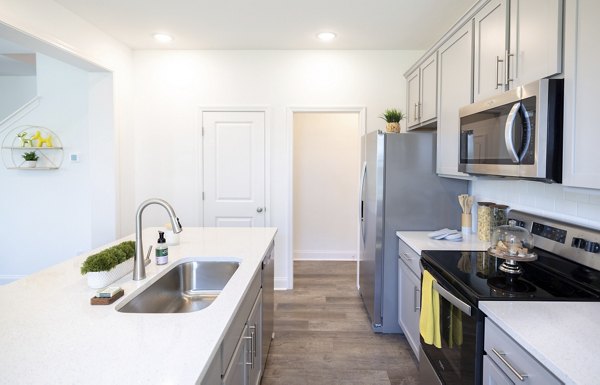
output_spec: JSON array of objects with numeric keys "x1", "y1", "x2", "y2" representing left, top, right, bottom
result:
[{"x1": 359, "y1": 161, "x2": 367, "y2": 243}]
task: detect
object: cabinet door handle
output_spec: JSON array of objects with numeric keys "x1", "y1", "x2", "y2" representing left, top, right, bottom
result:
[
  {"x1": 250, "y1": 324, "x2": 257, "y2": 358},
  {"x1": 243, "y1": 335, "x2": 253, "y2": 367},
  {"x1": 496, "y1": 56, "x2": 504, "y2": 89},
  {"x1": 414, "y1": 103, "x2": 418, "y2": 122},
  {"x1": 505, "y1": 50, "x2": 514, "y2": 84},
  {"x1": 414, "y1": 286, "x2": 421, "y2": 311},
  {"x1": 491, "y1": 348, "x2": 527, "y2": 381}
]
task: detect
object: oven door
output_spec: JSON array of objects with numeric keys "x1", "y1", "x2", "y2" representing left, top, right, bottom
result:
[
  {"x1": 459, "y1": 87, "x2": 535, "y2": 178},
  {"x1": 420, "y1": 262, "x2": 484, "y2": 385}
]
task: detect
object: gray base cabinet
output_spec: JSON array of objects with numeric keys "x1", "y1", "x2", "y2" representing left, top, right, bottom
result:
[
  {"x1": 200, "y1": 243, "x2": 274, "y2": 385},
  {"x1": 483, "y1": 356, "x2": 513, "y2": 385},
  {"x1": 223, "y1": 290, "x2": 262, "y2": 385},
  {"x1": 397, "y1": 239, "x2": 421, "y2": 360},
  {"x1": 484, "y1": 318, "x2": 562, "y2": 384}
]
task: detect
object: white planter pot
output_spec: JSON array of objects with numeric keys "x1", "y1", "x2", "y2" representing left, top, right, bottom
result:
[
  {"x1": 85, "y1": 258, "x2": 134, "y2": 289},
  {"x1": 23, "y1": 160, "x2": 37, "y2": 168}
]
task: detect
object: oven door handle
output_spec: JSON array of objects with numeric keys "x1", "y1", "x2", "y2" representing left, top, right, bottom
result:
[{"x1": 433, "y1": 281, "x2": 472, "y2": 316}]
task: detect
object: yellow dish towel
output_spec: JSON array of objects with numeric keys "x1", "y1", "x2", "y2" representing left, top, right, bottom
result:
[{"x1": 419, "y1": 270, "x2": 441, "y2": 348}]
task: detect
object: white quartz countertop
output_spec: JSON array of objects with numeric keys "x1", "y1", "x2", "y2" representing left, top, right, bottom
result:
[
  {"x1": 0, "y1": 227, "x2": 277, "y2": 385},
  {"x1": 480, "y1": 301, "x2": 600, "y2": 385},
  {"x1": 396, "y1": 231, "x2": 490, "y2": 254}
]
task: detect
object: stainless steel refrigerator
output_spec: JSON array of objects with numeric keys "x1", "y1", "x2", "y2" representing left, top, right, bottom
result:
[{"x1": 359, "y1": 131, "x2": 467, "y2": 333}]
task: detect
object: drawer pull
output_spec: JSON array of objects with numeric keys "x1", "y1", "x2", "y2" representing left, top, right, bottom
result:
[
  {"x1": 491, "y1": 348, "x2": 527, "y2": 381},
  {"x1": 403, "y1": 252, "x2": 414, "y2": 261}
]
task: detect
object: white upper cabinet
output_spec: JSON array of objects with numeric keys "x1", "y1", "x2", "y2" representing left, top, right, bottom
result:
[
  {"x1": 437, "y1": 22, "x2": 474, "y2": 178},
  {"x1": 420, "y1": 54, "x2": 438, "y2": 123},
  {"x1": 562, "y1": 0, "x2": 600, "y2": 189},
  {"x1": 406, "y1": 53, "x2": 437, "y2": 130},
  {"x1": 474, "y1": 0, "x2": 508, "y2": 101},
  {"x1": 406, "y1": 69, "x2": 420, "y2": 128},
  {"x1": 474, "y1": 0, "x2": 563, "y2": 102},
  {"x1": 508, "y1": 0, "x2": 563, "y2": 88}
]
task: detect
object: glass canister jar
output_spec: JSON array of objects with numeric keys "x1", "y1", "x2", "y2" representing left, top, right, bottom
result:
[
  {"x1": 490, "y1": 204, "x2": 509, "y2": 234},
  {"x1": 477, "y1": 202, "x2": 494, "y2": 241}
]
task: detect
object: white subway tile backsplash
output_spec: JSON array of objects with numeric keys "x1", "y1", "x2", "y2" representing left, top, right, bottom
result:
[
  {"x1": 565, "y1": 189, "x2": 590, "y2": 203},
  {"x1": 555, "y1": 199, "x2": 578, "y2": 217},
  {"x1": 577, "y1": 203, "x2": 600, "y2": 221},
  {"x1": 472, "y1": 179, "x2": 600, "y2": 229}
]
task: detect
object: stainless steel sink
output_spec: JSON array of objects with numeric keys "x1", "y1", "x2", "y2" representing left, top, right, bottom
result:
[{"x1": 117, "y1": 260, "x2": 239, "y2": 313}]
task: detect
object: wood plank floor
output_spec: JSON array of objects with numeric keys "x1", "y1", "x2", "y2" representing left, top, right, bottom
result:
[{"x1": 262, "y1": 261, "x2": 419, "y2": 385}]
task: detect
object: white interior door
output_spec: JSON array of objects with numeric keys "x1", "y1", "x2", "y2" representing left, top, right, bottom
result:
[{"x1": 202, "y1": 111, "x2": 265, "y2": 227}]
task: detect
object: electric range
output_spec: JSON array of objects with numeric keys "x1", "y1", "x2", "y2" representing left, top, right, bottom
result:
[{"x1": 418, "y1": 210, "x2": 600, "y2": 385}]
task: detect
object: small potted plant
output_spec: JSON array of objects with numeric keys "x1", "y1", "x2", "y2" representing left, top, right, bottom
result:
[
  {"x1": 379, "y1": 108, "x2": 405, "y2": 133},
  {"x1": 22, "y1": 151, "x2": 39, "y2": 168},
  {"x1": 81, "y1": 241, "x2": 136, "y2": 288}
]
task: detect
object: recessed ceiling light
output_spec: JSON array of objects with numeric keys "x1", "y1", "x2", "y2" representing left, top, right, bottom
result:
[
  {"x1": 317, "y1": 32, "x2": 337, "y2": 42},
  {"x1": 153, "y1": 33, "x2": 173, "y2": 43}
]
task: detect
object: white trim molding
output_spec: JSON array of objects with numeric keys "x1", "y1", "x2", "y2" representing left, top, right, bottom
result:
[{"x1": 286, "y1": 106, "x2": 367, "y2": 290}]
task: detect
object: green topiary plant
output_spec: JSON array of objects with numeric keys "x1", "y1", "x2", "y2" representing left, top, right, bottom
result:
[
  {"x1": 22, "y1": 151, "x2": 39, "y2": 161},
  {"x1": 80, "y1": 241, "x2": 136, "y2": 274},
  {"x1": 379, "y1": 108, "x2": 405, "y2": 123}
]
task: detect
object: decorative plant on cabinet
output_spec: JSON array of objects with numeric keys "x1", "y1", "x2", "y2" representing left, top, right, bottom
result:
[{"x1": 380, "y1": 108, "x2": 405, "y2": 133}]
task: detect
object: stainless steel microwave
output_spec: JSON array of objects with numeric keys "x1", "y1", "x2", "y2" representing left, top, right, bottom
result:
[{"x1": 459, "y1": 79, "x2": 563, "y2": 182}]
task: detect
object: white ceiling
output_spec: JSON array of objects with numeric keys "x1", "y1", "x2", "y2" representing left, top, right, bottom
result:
[{"x1": 54, "y1": 0, "x2": 476, "y2": 50}]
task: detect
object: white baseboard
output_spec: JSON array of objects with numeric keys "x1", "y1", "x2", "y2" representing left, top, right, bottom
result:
[
  {"x1": 274, "y1": 277, "x2": 289, "y2": 290},
  {"x1": 0, "y1": 275, "x2": 24, "y2": 285},
  {"x1": 293, "y1": 250, "x2": 356, "y2": 261}
]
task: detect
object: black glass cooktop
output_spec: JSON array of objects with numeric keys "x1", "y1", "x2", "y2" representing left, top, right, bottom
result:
[{"x1": 421, "y1": 249, "x2": 600, "y2": 304}]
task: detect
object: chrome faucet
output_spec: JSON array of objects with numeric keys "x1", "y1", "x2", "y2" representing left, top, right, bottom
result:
[{"x1": 133, "y1": 198, "x2": 183, "y2": 280}]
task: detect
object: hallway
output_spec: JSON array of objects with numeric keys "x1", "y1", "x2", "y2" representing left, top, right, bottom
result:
[{"x1": 262, "y1": 261, "x2": 419, "y2": 385}]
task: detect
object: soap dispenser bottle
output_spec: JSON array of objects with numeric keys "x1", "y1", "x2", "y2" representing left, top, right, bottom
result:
[{"x1": 155, "y1": 231, "x2": 168, "y2": 265}]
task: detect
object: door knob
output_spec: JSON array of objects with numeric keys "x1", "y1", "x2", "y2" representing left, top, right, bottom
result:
[{"x1": 256, "y1": 207, "x2": 264, "y2": 213}]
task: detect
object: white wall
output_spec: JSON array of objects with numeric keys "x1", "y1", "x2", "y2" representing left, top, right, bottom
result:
[
  {"x1": 0, "y1": 0, "x2": 133, "y2": 237},
  {"x1": 0, "y1": 1, "x2": 132, "y2": 283},
  {"x1": 0, "y1": 54, "x2": 92, "y2": 282},
  {"x1": 0, "y1": 75, "x2": 36, "y2": 120},
  {"x1": 293, "y1": 112, "x2": 360, "y2": 261},
  {"x1": 471, "y1": 179, "x2": 600, "y2": 230},
  {"x1": 133, "y1": 50, "x2": 422, "y2": 288}
]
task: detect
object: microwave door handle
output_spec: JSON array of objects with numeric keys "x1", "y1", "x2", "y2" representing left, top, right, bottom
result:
[
  {"x1": 433, "y1": 281, "x2": 472, "y2": 316},
  {"x1": 518, "y1": 103, "x2": 532, "y2": 162},
  {"x1": 504, "y1": 102, "x2": 521, "y2": 163}
]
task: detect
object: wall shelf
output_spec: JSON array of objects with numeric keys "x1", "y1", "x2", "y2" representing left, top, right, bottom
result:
[{"x1": 1, "y1": 126, "x2": 63, "y2": 170}]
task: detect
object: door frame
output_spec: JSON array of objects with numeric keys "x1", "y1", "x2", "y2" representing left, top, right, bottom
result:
[
  {"x1": 198, "y1": 106, "x2": 271, "y2": 227},
  {"x1": 286, "y1": 106, "x2": 366, "y2": 289}
]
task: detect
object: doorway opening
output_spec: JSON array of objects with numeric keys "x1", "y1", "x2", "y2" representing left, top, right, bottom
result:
[{"x1": 288, "y1": 108, "x2": 365, "y2": 289}]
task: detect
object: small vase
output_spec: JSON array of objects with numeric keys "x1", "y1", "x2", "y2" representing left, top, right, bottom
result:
[
  {"x1": 23, "y1": 160, "x2": 37, "y2": 168},
  {"x1": 385, "y1": 122, "x2": 400, "y2": 133}
]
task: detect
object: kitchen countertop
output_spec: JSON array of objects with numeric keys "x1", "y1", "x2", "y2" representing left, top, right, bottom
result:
[
  {"x1": 0, "y1": 227, "x2": 277, "y2": 384},
  {"x1": 480, "y1": 301, "x2": 600, "y2": 385},
  {"x1": 396, "y1": 231, "x2": 490, "y2": 254}
]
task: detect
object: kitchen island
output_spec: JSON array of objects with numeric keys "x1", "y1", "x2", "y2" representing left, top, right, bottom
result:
[{"x1": 0, "y1": 227, "x2": 277, "y2": 384}]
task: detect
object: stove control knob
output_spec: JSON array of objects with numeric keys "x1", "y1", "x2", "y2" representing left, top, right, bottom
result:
[
  {"x1": 584, "y1": 241, "x2": 600, "y2": 253},
  {"x1": 572, "y1": 237, "x2": 586, "y2": 249}
]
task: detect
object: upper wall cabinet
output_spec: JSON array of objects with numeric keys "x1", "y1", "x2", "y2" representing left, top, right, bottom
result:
[
  {"x1": 406, "y1": 53, "x2": 437, "y2": 130},
  {"x1": 474, "y1": 0, "x2": 563, "y2": 102},
  {"x1": 562, "y1": 0, "x2": 600, "y2": 189},
  {"x1": 437, "y1": 22, "x2": 474, "y2": 178}
]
